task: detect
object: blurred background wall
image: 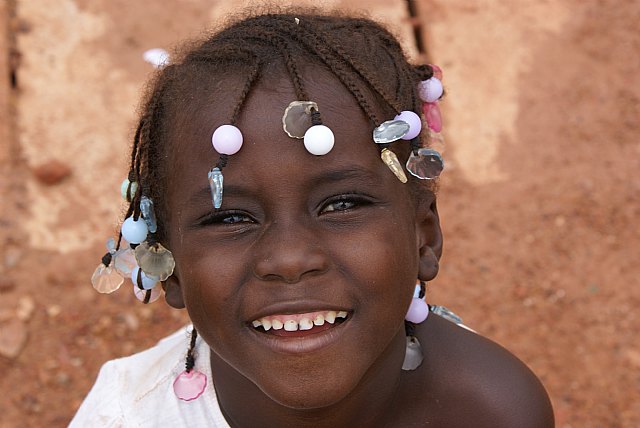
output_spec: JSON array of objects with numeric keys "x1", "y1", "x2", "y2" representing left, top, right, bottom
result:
[{"x1": 0, "y1": 0, "x2": 638, "y2": 426}]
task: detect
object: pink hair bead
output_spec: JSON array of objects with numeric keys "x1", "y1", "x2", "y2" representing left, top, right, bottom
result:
[
  {"x1": 422, "y1": 102, "x2": 443, "y2": 133},
  {"x1": 418, "y1": 77, "x2": 443, "y2": 103},
  {"x1": 394, "y1": 111, "x2": 422, "y2": 140},
  {"x1": 173, "y1": 369, "x2": 207, "y2": 401},
  {"x1": 405, "y1": 298, "x2": 429, "y2": 324},
  {"x1": 211, "y1": 124, "x2": 243, "y2": 155},
  {"x1": 428, "y1": 64, "x2": 443, "y2": 80}
]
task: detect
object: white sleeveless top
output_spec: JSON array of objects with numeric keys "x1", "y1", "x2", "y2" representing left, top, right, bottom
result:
[{"x1": 69, "y1": 327, "x2": 230, "y2": 428}]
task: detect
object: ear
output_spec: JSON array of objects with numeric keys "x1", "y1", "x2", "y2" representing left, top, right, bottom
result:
[
  {"x1": 415, "y1": 196, "x2": 443, "y2": 282},
  {"x1": 163, "y1": 270, "x2": 185, "y2": 309}
]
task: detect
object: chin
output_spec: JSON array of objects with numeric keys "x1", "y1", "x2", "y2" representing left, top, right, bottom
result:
[
  {"x1": 246, "y1": 353, "x2": 368, "y2": 411},
  {"x1": 260, "y1": 377, "x2": 358, "y2": 411}
]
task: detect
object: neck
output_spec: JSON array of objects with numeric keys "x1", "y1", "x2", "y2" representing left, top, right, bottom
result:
[{"x1": 209, "y1": 329, "x2": 407, "y2": 428}]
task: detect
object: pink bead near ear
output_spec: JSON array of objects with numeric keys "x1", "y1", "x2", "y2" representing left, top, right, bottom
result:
[
  {"x1": 173, "y1": 369, "x2": 207, "y2": 401},
  {"x1": 422, "y1": 102, "x2": 443, "y2": 133},
  {"x1": 212, "y1": 124, "x2": 243, "y2": 155},
  {"x1": 428, "y1": 64, "x2": 443, "y2": 80},
  {"x1": 406, "y1": 297, "x2": 429, "y2": 324},
  {"x1": 394, "y1": 111, "x2": 422, "y2": 140}
]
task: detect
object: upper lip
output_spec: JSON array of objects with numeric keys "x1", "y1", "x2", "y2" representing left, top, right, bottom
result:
[{"x1": 246, "y1": 300, "x2": 352, "y2": 323}]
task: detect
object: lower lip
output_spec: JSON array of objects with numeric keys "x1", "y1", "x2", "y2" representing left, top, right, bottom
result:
[{"x1": 248, "y1": 318, "x2": 351, "y2": 354}]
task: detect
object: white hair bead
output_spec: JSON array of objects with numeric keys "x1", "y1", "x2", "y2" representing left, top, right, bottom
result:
[
  {"x1": 303, "y1": 124, "x2": 335, "y2": 155},
  {"x1": 121, "y1": 216, "x2": 148, "y2": 244},
  {"x1": 418, "y1": 77, "x2": 443, "y2": 103}
]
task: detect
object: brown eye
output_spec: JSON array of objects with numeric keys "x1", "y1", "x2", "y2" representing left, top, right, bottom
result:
[
  {"x1": 197, "y1": 210, "x2": 254, "y2": 226},
  {"x1": 321, "y1": 199, "x2": 357, "y2": 213},
  {"x1": 319, "y1": 193, "x2": 375, "y2": 215},
  {"x1": 222, "y1": 213, "x2": 251, "y2": 224}
]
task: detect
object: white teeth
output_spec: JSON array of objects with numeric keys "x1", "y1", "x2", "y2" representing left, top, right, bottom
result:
[
  {"x1": 299, "y1": 318, "x2": 313, "y2": 330},
  {"x1": 313, "y1": 314, "x2": 325, "y2": 326},
  {"x1": 284, "y1": 320, "x2": 298, "y2": 331},
  {"x1": 254, "y1": 310, "x2": 349, "y2": 333},
  {"x1": 261, "y1": 319, "x2": 272, "y2": 331}
]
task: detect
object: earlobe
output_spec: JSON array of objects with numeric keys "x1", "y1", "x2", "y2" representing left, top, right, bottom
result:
[
  {"x1": 163, "y1": 273, "x2": 186, "y2": 309},
  {"x1": 416, "y1": 198, "x2": 443, "y2": 282}
]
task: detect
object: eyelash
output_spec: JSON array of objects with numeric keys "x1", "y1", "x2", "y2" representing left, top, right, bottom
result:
[
  {"x1": 196, "y1": 193, "x2": 373, "y2": 226},
  {"x1": 197, "y1": 210, "x2": 254, "y2": 226},
  {"x1": 319, "y1": 193, "x2": 372, "y2": 214}
]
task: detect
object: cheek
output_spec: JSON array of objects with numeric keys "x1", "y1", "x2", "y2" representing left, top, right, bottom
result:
[
  {"x1": 330, "y1": 212, "x2": 419, "y2": 312},
  {"x1": 168, "y1": 231, "x2": 242, "y2": 331}
]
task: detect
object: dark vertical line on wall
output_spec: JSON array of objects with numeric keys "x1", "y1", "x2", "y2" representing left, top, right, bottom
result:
[
  {"x1": 6, "y1": 0, "x2": 18, "y2": 89},
  {"x1": 405, "y1": 0, "x2": 426, "y2": 55},
  {"x1": 1, "y1": 0, "x2": 28, "y2": 271}
]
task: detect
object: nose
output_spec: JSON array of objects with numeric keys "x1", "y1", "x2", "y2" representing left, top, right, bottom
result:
[{"x1": 253, "y1": 219, "x2": 329, "y2": 283}]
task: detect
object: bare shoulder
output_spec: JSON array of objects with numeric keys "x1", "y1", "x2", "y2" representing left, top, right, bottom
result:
[{"x1": 410, "y1": 313, "x2": 555, "y2": 428}]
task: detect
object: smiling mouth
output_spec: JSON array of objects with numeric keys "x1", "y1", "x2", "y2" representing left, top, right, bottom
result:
[{"x1": 251, "y1": 310, "x2": 349, "y2": 338}]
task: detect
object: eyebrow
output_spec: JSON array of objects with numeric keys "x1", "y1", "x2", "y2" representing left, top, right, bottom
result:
[
  {"x1": 310, "y1": 166, "x2": 380, "y2": 187},
  {"x1": 187, "y1": 183, "x2": 253, "y2": 208},
  {"x1": 187, "y1": 166, "x2": 379, "y2": 207}
]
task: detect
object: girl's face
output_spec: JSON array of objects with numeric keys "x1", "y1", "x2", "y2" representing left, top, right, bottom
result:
[{"x1": 164, "y1": 68, "x2": 441, "y2": 409}]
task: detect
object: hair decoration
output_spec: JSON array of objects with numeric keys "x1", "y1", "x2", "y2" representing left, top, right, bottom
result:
[
  {"x1": 282, "y1": 101, "x2": 318, "y2": 138},
  {"x1": 405, "y1": 64, "x2": 446, "y2": 180},
  {"x1": 173, "y1": 328, "x2": 208, "y2": 401},
  {"x1": 282, "y1": 101, "x2": 335, "y2": 155},
  {"x1": 402, "y1": 282, "x2": 428, "y2": 371},
  {"x1": 380, "y1": 148, "x2": 408, "y2": 183},
  {"x1": 91, "y1": 191, "x2": 174, "y2": 303},
  {"x1": 120, "y1": 178, "x2": 137, "y2": 202},
  {"x1": 372, "y1": 120, "x2": 410, "y2": 144},
  {"x1": 208, "y1": 124, "x2": 244, "y2": 209},
  {"x1": 90, "y1": 239, "x2": 124, "y2": 294},
  {"x1": 406, "y1": 148, "x2": 444, "y2": 180},
  {"x1": 370, "y1": 64, "x2": 447, "y2": 182}
]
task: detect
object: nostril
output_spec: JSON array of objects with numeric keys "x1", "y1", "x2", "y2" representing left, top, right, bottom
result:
[{"x1": 253, "y1": 249, "x2": 329, "y2": 283}]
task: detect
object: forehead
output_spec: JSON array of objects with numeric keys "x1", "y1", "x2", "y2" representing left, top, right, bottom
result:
[{"x1": 165, "y1": 65, "x2": 405, "y2": 205}]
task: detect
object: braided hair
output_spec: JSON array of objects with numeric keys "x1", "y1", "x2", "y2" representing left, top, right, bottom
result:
[{"x1": 119, "y1": 11, "x2": 435, "y2": 248}]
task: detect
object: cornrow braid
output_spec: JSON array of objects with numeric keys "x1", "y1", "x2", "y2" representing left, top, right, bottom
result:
[
  {"x1": 269, "y1": 19, "x2": 383, "y2": 124},
  {"x1": 255, "y1": 29, "x2": 309, "y2": 101},
  {"x1": 228, "y1": 50, "x2": 261, "y2": 123},
  {"x1": 297, "y1": 19, "x2": 405, "y2": 112}
]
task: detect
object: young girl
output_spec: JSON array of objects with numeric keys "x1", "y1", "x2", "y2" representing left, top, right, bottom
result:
[{"x1": 73, "y1": 10, "x2": 554, "y2": 427}]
